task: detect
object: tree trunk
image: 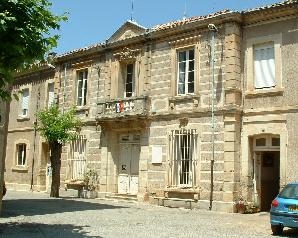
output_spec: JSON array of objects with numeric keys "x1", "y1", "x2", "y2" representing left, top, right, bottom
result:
[{"x1": 49, "y1": 141, "x2": 62, "y2": 197}]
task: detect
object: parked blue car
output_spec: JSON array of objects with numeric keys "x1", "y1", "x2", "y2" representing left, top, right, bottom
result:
[{"x1": 270, "y1": 182, "x2": 298, "y2": 235}]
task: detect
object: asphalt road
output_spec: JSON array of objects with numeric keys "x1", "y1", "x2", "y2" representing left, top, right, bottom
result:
[{"x1": 0, "y1": 190, "x2": 297, "y2": 238}]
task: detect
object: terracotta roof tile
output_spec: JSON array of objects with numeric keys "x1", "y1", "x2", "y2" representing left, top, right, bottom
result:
[
  {"x1": 243, "y1": 0, "x2": 297, "y2": 13},
  {"x1": 151, "y1": 10, "x2": 232, "y2": 31}
]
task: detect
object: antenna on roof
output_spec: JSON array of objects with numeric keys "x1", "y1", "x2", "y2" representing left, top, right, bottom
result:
[
  {"x1": 130, "y1": 0, "x2": 134, "y2": 21},
  {"x1": 183, "y1": 0, "x2": 187, "y2": 20}
]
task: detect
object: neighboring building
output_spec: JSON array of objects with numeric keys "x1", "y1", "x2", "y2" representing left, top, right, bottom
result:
[
  {"x1": 4, "y1": 0, "x2": 298, "y2": 213},
  {"x1": 4, "y1": 65, "x2": 57, "y2": 192},
  {"x1": 241, "y1": 1, "x2": 298, "y2": 211}
]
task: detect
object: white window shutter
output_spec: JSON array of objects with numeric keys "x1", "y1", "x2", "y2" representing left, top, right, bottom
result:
[
  {"x1": 22, "y1": 89, "x2": 29, "y2": 116},
  {"x1": 48, "y1": 83, "x2": 55, "y2": 107},
  {"x1": 254, "y1": 44, "x2": 275, "y2": 89}
]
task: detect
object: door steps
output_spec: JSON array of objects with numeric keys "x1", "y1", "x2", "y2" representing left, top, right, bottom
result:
[
  {"x1": 104, "y1": 193, "x2": 138, "y2": 202},
  {"x1": 153, "y1": 197, "x2": 197, "y2": 209}
]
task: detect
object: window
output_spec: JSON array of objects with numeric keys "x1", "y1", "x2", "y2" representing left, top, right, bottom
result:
[
  {"x1": 69, "y1": 136, "x2": 87, "y2": 180},
  {"x1": 125, "y1": 63, "x2": 134, "y2": 97},
  {"x1": 170, "y1": 129, "x2": 198, "y2": 187},
  {"x1": 47, "y1": 82, "x2": 55, "y2": 107},
  {"x1": 76, "y1": 70, "x2": 88, "y2": 106},
  {"x1": 246, "y1": 34, "x2": 282, "y2": 93},
  {"x1": 254, "y1": 43, "x2": 275, "y2": 89},
  {"x1": 256, "y1": 138, "x2": 266, "y2": 147},
  {"x1": 16, "y1": 143, "x2": 26, "y2": 166},
  {"x1": 177, "y1": 49, "x2": 195, "y2": 95},
  {"x1": 254, "y1": 135, "x2": 280, "y2": 150},
  {"x1": 20, "y1": 88, "x2": 29, "y2": 117}
]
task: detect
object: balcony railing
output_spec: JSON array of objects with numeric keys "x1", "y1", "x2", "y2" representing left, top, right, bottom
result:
[{"x1": 97, "y1": 96, "x2": 150, "y2": 119}]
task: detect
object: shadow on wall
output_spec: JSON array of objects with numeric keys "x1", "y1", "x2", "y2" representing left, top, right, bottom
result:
[
  {"x1": 2, "y1": 198, "x2": 127, "y2": 218},
  {"x1": 0, "y1": 222, "x2": 102, "y2": 238}
]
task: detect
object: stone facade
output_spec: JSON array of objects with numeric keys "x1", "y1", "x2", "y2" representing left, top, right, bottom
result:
[
  {"x1": 4, "y1": 66, "x2": 56, "y2": 192},
  {"x1": 4, "y1": 0, "x2": 298, "y2": 213}
]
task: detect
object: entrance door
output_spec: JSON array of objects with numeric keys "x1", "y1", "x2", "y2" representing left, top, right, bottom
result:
[
  {"x1": 260, "y1": 151, "x2": 280, "y2": 211},
  {"x1": 118, "y1": 140, "x2": 140, "y2": 195},
  {"x1": 41, "y1": 143, "x2": 51, "y2": 192}
]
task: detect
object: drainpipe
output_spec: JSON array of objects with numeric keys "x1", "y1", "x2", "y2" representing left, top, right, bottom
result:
[
  {"x1": 31, "y1": 85, "x2": 41, "y2": 190},
  {"x1": 63, "y1": 63, "x2": 68, "y2": 113},
  {"x1": 208, "y1": 23, "x2": 218, "y2": 211}
]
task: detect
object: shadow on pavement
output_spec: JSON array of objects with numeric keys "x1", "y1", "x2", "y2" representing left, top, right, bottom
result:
[
  {"x1": 2, "y1": 198, "x2": 127, "y2": 218},
  {"x1": 0, "y1": 222, "x2": 102, "y2": 238}
]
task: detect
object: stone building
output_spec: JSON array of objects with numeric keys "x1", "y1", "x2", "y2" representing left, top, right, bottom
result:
[
  {"x1": 4, "y1": 0, "x2": 298, "y2": 213},
  {"x1": 4, "y1": 65, "x2": 56, "y2": 192}
]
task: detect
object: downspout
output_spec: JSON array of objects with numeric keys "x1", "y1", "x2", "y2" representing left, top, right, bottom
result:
[
  {"x1": 208, "y1": 23, "x2": 218, "y2": 211},
  {"x1": 30, "y1": 84, "x2": 41, "y2": 190},
  {"x1": 62, "y1": 63, "x2": 67, "y2": 113}
]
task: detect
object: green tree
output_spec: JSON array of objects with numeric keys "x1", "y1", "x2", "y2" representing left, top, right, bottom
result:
[
  {"x1": 0, "y1": 0, "x2": 67, "y2": 100},
  {"x1": 36, "y1": 106, "x2": 81, "y2": 197}
]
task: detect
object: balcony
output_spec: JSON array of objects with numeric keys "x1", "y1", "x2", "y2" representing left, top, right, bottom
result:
[{"x1": 97, "y1": 96, "x2": 150, "y2": 120}]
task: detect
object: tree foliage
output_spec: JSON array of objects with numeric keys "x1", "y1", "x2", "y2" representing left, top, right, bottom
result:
[
  {"x1": 36, "y1": 105, "x2": 81, "y2": 144},
  {"x1": 0, "y1": 0, "x2": 67, "y2": 100},
  {"x1": 36, "y1": 105, "x2": 81, "y2": 197}
]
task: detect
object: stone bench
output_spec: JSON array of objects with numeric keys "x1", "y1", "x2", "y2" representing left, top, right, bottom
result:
[{"x1": 64, "y1": 180, "x2": 85, "y2": 197}]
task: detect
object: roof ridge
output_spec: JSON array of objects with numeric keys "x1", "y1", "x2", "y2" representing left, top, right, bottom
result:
[{"x1": 151, "y1": 9, "x2": 232, "y2": 31}]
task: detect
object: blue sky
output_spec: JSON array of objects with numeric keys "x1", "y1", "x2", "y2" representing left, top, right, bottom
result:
[{"x1": 50, "y1": 0, "x2": 281, "y2": 54}]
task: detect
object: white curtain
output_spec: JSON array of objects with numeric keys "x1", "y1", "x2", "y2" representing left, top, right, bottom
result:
[
  {"x1": 22, "y1": 88, "x2": 29, "y2": 116},
  {"x1": 254, "y1": 43, "x2": 275, "y2": 89}
]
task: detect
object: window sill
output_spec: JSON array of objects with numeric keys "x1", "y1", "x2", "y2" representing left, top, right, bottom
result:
[
  {"x1": 76, "y1": 106, "x2": 90, "y2": 112},
  {"x1": 169, "y1": 94, "x2": 200, "y2": 102},
  {"x1": 245, "y1": 88, "x2": 284, "y2": 98},
  {"x1": 17, "y1": 117, "x2": 30, "y2": 122},
  {"x1": 12, "y1": 166, "x2": 29, "y2": 173}
]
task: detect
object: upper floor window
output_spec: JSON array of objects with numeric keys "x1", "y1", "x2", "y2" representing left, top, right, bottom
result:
[
  {"x1": 16, "y1": 143, "x2": 26, "y2": 166},
  {"x1": 177, "y1": 49, "x2": 195, "y2": 95},
  {"x1": 254, "y1": 43, "x2": 275, "y2": 89},
  {"x1": 20, "y1": 88, "x2": 29, "y2": 117},
  {"x1": 76, "y1": 69, "x2": 88, "y2": 106},
  {"x1": 125, "y1": 63, "x2": 134, "y2": 98},
  {"x1": 47, "y1": 82, "x2": 55, "y2": 108},
  {"x1": 245, "y1": 34, "x2": 282, "y2": 94}
]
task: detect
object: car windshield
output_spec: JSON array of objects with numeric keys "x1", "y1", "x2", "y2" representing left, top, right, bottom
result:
[{"x1": 279, "y1": 184, "x2": 298, "y2": 199}]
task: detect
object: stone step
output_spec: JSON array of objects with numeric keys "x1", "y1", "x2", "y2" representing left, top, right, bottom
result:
[
  {"x1": 153, "y1": 197, "x2": 197, "y2": 209},
  {"x1": 103, "y1": 193, "x2": 138, "y2": 202}
]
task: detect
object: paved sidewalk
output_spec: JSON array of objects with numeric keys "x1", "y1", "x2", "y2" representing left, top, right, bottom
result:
[{"x1": 0, "y1": 190, "x2": 297, "y2": 238}]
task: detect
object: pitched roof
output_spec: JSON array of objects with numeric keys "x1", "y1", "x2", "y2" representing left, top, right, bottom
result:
[{"x1": 56, "y1": 0, "x2": 297, "y2": 60}]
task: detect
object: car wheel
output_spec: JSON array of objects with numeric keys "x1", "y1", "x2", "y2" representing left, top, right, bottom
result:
[{"x1": 271, "y1": 225, "x2": 283, "y2": 236}]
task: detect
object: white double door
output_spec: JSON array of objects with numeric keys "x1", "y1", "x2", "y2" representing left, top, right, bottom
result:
[{"x1": 118, "y1": 143, "x2": 140, "y2": 195}]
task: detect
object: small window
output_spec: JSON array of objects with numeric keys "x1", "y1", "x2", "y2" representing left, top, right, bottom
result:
[
  {"x1": 125, "y1": 64, "x2": 134, "y2": 98},
  {"x1": 17, "y1": 143, "x2": 26, "y2": 166},
  {"x1": 77, "y1": 70, "x2": 88, "y2": 106},
  {"x1": 177, "y1": 49, "x2": 195, "y2": 95},
  {"x1": 20, "y1": 88, "x2": 29, "y2": 117},
  {"x1": 253, "y1": 43, "x2": 275, "y2": 89},
  {"x1": 121, "y1": 135, "x2": 130, "y2": 142},
  {"x1": 255, "y1": 138, "x2": 266, "y2": 147},
  {"x1": 47, "y1": 83, "x2": 55, "y2": 108},
  {"x1": 272, "y1": 137, "x2": 280, "y2": 147}
]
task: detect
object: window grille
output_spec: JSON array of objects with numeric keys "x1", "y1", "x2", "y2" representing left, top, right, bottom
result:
[
  {"x1": 169, "y1": 129, "x2": 198, "y2": 187},
  {"x1": 69, "y1": 136, "x2": 87, "y2": 180}
]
